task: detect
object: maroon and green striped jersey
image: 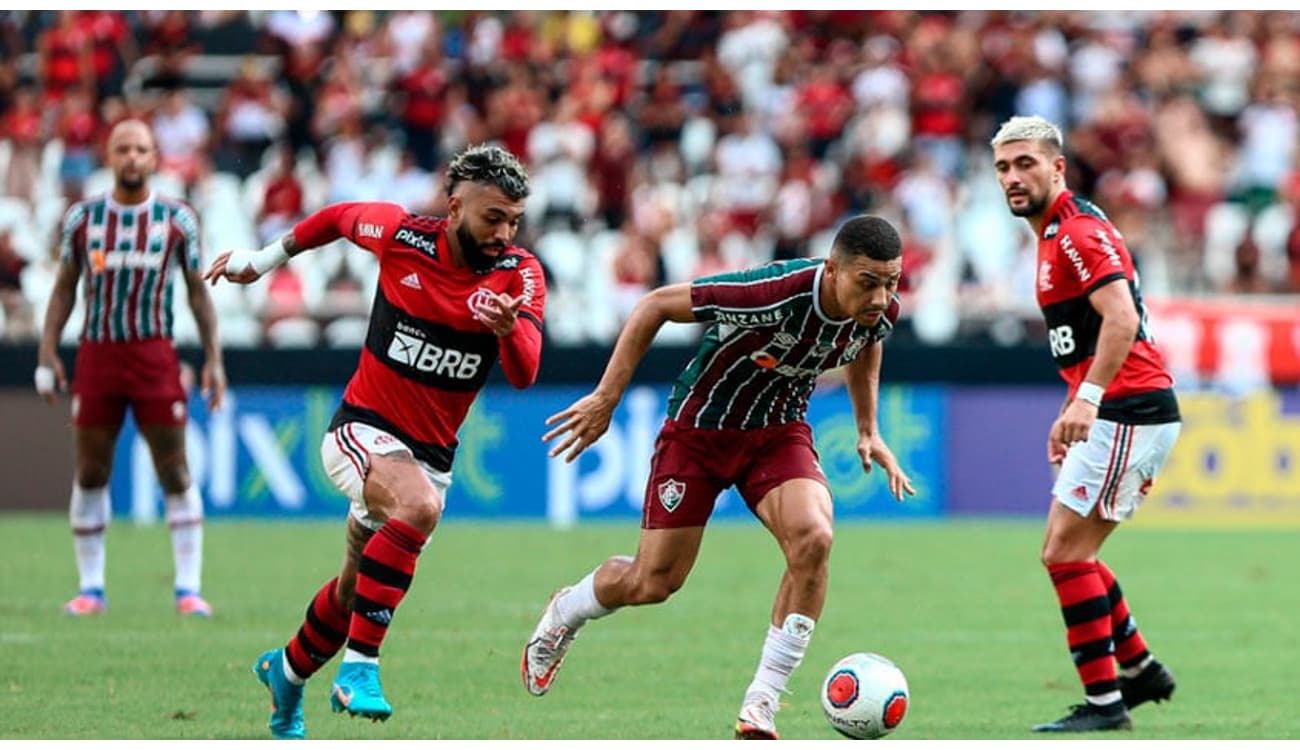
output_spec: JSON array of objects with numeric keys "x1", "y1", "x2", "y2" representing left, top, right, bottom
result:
[
  {"x1": 58, "y1": 193, "x2": 202, "y2": 343},
  {"x1": 667, "y1": 258, "x2": 900, "y2": 430}
]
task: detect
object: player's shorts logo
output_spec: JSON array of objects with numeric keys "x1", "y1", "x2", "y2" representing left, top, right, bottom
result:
[
  {"x1": 171, "y1": 400, "x2": 185, "y2": 422},
  {"x1": 657, "y1": 479, "x2": 685, "y2": 513}
]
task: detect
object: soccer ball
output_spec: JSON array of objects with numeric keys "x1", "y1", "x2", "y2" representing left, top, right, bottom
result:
[{"x1": 820, "y1": 652, "x2": 909, "y2": 739}]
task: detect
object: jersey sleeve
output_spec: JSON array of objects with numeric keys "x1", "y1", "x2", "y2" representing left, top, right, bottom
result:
[
  {"x1": 57, "y1": 202, "x2": 87, "y2": 266},
  {"x1": 172, "y1": 203, "x2": 202, "y2": 272},
  {"x1": 292, "y1": 201, "x2": 407, "y2": 258},
  {"x1": 510, "y1": 252, "x2": 547, "y2": 332},
  {"x1": 1058, "y1": 217, "x2": 1128, "y2": 293},
  {"x1": 689, "y1": 263, "x2": 803, "y2": 328},
  {"x1": 498, "y1": 252, "x2": 548, "y2": 388}
]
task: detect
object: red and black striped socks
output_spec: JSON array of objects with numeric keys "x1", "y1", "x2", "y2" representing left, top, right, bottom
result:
[
  {"x1": 1047, "y1": 561, "x2": 1121, "y2": 705},
  {"x1": 285, "y1": 577, "x2": 350, "y2": 681},
  {"x1": 1096, "y1": 560, "x2": 1152, "y2": 676},
  {"x1": 344, "y1": 518, "x2": 426, "y2": 662}
]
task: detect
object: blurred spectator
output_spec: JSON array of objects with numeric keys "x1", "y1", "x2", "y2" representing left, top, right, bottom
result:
[
  {"x1": 389, "y1": 149, "x2": 437, "y2": 214},
  {"x1": 3, "y1": 87, "x2": 44, "y2": 208},
  {"x1": 1224, "y1": 236, "x2": 1275, "y2": 294},
  {"x1": 322, "y1": 116, "x2": 367, "y2": 204},
  {"x1": 79, "y1": 10, "x2": 136, "y2": 101},
  {"x1": 712, "y1": 111, "x2": 782, "y2": 236},
  {"x1": 152, "y1": 88, "x2": 210, "y2": 188},
  {"x1": 487, "y1": 62, "x2": 545, "y2": 159},
  {"x1": 590, "y1": 110, "x2": 636, "y2": 230},
  {"x1": 794, "y1": 62, "x2": 854, "y2": 160},
  {"x1": 37, "y1": 11, "x2": 92, "y2": 104},
  {"x1": 385, "y1": 11, "x2": 438, "y2": 74},
  {"x1": 257, "y1": 145, "x2": 305, "y2": 244},
  {"x1": 611, "y1": 227, "x2": 667, "y2": 323},
  {"x1": 139, "y1": 10, "x2": 197, "y2": 90},
  {"x1": 266, "y1": 10, "x2": 336, "y2": 50},
  {"x1": 57, "y1": 87, "x2": 100, "y2": 202},
  {"x1": 0, "y1": 230, "x2": 31, "y2": 341},
  {"x1": 391, "y1": 40, "x2": 449, "y2": 172},
  {"x1": 527, "y1": 94, "x2": 595, "y2": 231},
  {"x1": 215, "y1": 58, "x2": 289, "y2": 178},
  {"x1": 1235, "y1": 80, "x2": 1298, "y2": 212}
]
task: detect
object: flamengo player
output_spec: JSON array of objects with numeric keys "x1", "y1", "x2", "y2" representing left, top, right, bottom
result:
[
  {"x1": 204, "y1": 145, "x2": 544, "y2": 738},
  {"x1": 524, "y1": 216, "x2": 915, "y2": 739},
  {"x1": 36, "y1": 119, "x2": 226, "y2": 618},
  {"x1": 991, "y1": 116, "x2": 1180, "y2": 733}
]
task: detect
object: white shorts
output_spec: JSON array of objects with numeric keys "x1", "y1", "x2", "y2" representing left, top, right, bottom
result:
[
  {"x1": 320, "y1": 421, "x2": 452, "y2": 532},
  {"x1": 1052, "y1": 419, "x2": 1181, "y2": 522}
]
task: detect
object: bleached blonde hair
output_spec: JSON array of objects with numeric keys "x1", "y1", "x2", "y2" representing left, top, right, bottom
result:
[{"x1": 990, "y1": 115, "x2": 1064, "y2": 153}]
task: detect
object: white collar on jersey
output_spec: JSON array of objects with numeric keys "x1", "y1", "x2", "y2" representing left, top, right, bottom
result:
[{"x1": 105, "y1": 190, "x2": 156, "y2": 213}]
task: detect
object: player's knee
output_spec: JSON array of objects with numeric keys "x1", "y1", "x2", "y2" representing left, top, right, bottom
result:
[
  {"x1": 396, "y1": 492, "x2": 443, "y2": 535},
  {"x1": 787, "y1": 523, "x2": 834, "y2": 571},
  {"x1": 1040, "y1": 535, "x2": 1082, "y2": 567}
]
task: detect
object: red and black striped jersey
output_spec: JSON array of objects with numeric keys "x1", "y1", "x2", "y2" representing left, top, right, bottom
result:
[
  {"x1": 59, "y1": 193, "x2": 201, "y2": 342},
  {"x1": 1036, "y1": 190, "x2": 1178, "y2": 423},
  {"x1": 299, "y1": 202, "x2": 547, "y2": 471}
]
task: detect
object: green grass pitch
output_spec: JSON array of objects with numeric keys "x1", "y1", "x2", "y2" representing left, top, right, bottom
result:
[{"x1": 2, "y1": 514, "x2": 1298, "y2": 739}]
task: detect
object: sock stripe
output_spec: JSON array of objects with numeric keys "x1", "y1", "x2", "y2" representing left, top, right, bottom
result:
[
  {"x1": 285, "y1": 578, "x2": 350, "y2": 679},
  {"x1": 346, "y1": 638, "x2": 380, "y2": 658},
  {"x1": 1061, "y1": 595, "x2": 1111, "y2": 626},
  {"x1": 72, "y1": 525, "x2": 106, "y2": 536},
  {"x1": 1071, "y1": 634, "x2": 1116, "y2": 665},
  {"x1": 378, "y1": 518, "x2": 425, "y2": 555},
  {"x1": 358, "y1": 555, "x2": 414, "y2": 590},
  {"x1": 306, "y1": 602, "x2": 348, "y2": 643}
]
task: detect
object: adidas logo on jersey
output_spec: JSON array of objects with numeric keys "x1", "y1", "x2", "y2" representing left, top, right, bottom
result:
[{"x1": 401, "y1": 272, "x2": 421, "y2": 289}]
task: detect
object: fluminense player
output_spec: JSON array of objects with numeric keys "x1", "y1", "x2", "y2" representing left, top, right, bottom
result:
[
  {"x1": 38, "y1": 119, "x2": 225, "y2": 618},
  {"x1": 523, "y1": 215, "x2": 915, "y2": 740}
]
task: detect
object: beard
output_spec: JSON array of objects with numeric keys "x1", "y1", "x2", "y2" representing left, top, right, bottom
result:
[
  {"x1": 1008, "y1": 191, "x2": 1049, "y2": 218},
  {"x1": 117, "y1": 171, "x2": 147, "y2": 191},
  {"x1": 457, "y1": 223, "x2": 505, "y2": 274}
]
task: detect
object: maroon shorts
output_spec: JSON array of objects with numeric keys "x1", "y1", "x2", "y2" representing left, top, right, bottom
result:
[
  {"x1": 641, "y1": 419, "x2": 829, "y2": 529},
  {"x1": 71, "y1": 338, "x2": 187, "y2": 428}
]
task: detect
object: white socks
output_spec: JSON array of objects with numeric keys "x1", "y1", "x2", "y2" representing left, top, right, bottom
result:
[
  {"x1": 165, "y1": 486, "x2": 204, "y2": 594},
  {"x1": 282, "y1": 651, "x2": 306, "y2": 685},
  {"x1": 746, "y1": 613, "x2": 815, "y2": 701},
  {"x1": 553, "y1": 568, "x2": 615, "y2": 630},
  {"x1": 341, "y1": 649, "x2": 379, "y2": 665},
  {"x1": 69, "y1": 485, "x2": 110, "y2": 593}
]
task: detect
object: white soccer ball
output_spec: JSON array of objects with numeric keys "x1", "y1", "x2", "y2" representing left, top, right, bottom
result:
[{"x1": 820, "y1": 652, "x2": 910, "y2": 739}]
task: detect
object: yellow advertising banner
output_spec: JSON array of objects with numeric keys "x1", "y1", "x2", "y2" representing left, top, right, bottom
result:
[{"x1": 1136, "y1": 389, "x2": 1300, "y2": 527}]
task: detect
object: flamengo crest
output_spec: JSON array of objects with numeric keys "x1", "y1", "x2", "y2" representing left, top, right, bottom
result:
[{"x1": 658, "y1": 479, "x2": 686, "y2": 513}]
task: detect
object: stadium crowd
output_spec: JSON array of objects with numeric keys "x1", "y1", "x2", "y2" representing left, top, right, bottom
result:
[{"x1": 0, "y1": 9, "x2": 1297, "y2": 348}]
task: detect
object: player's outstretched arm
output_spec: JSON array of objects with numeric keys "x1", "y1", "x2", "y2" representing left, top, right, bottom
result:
[
  {"x1": 205, "y1": 202, "x2": 398, "y2": 286},
  {"x1": 35, "y1": 260, "x2": 80, "y2": 404},
  {"x1": 845, "y1": 340, "x2": 915, "y2": 501},
  {"x1": 543, "y1": 283, "x2": 695, "y2": 462}
]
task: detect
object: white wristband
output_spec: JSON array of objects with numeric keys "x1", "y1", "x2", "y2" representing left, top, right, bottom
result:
[
  {"x1": 1075, "y1": 381, "x2": 1104, "y2": 407},
  {"x1": 229, "y1": 241, "x2": 290, "y2": 276},
  {"x1": 34, "y1": 365, "x2": 55, "y2": 395}
]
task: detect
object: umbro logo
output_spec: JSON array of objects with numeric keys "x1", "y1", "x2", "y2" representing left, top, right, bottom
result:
[{"x1": 401, "y1": 272, "x2": 421, "y2": 290}]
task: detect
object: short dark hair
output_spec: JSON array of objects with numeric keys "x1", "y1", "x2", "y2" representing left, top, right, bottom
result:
[
  {"x1": 831, "y1": 215, "x2": 901, "y2": 261},
  {"x1": 445, "y1": 144, "x2": 530, "y2": 201}
]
